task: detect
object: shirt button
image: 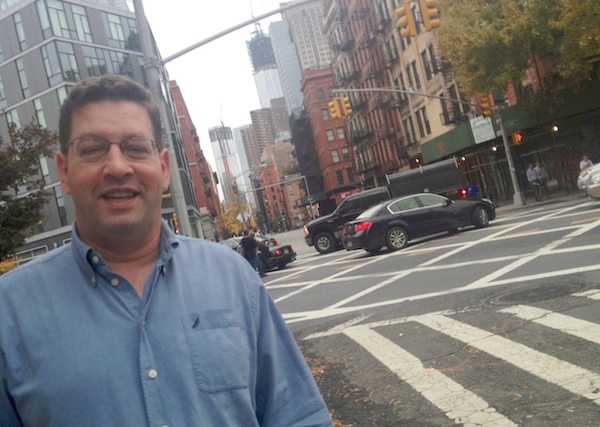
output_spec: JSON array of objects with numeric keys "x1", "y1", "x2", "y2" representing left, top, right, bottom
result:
[
  {"x1": 111, "y1": 278, "x2": 119, "y2": 287},
  {"x1": 148, "y1": 369, "x2": 158, "y2": 379},
  {"x1": 92, "y1": 256, "x2": 100, "y2": 264}
]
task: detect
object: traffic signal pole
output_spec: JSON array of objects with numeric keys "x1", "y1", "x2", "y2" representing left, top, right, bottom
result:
[{"x1": 333, "y1": 87, "x2": 525, "y2": 207}]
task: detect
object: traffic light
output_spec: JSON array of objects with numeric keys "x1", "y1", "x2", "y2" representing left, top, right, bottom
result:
[
  {"x1": 340, "y1": 96, "x2": 352, "y2": 117},
  {"x1": 419, "y1": 0, "x2": 440, "y2": 30},
  {"x1": 511, "y1": 131, "x2": 524, "y2": 145},
  {"x1": 328, "y1": 98, "x2": 342, "y2": 119},
  {"x1": 396, "y1": 4, "x2": 416, "y2": 38},
  {"x1": 480, "y1": 94, "x2": 493, "y2": 118}
]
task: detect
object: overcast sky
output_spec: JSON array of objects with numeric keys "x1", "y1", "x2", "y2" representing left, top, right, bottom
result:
[{"x1": 143, "y1": 0, "x2": 286, "y2": 168}]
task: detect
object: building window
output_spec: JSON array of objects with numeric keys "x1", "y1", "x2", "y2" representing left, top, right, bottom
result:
[
  {"x1": 48, "y1": 0, "x2": 70, "y2": 38},
  {"x1": 54, "y1": 186, "x2": 68, "y2": 226},
  {"x1": 16, "y1": 58, "x2": 29, "y2": 98},
  {"x1": 57, "y1": 86, "x2": 69, "y2": 105},
  {"x1": 410, "y1": 60, "x2": 421, "y2": 89},
  {"x1": 72, "y1": 4, "x2": 92, "y2": 42},
  {"x1": 416, "y1": 107, "x2": 431, "y2": 138},
  {"x1": 41, "y1": 42, "x2": 62, "y2": 86},
  {"x1": 316, "y1": 88, "x2": 325, "y2": 101},
  {"x1": 0, "y1": 75, "x2": 7, "y2": 109},
  {"x1": 341, "y1": 147, "x2": 350, "y2": 161},
  {"x1": 337, "y1": 127, "x2": 345, "y2": 139},
  {"x1": 322, "y1": 108, "x2": 330, "y2": 121},
  {"x1": 13, "y1": 12, "x2": 27, "y2": 51},
  {"x1": 331, "y1": 149, "x2": 340, "y2": 163},
  {"x1": 326, "y1": 129, "x2": 335, "y2": 141},
  {"x1": 336, "y1": 170, "x2": 344, "y2": 186},
  {"x1": 34, "y1": 98, "x2": 46, "y2": 127},
  {"x1": 57, "y1": 41, "x2": 80, "y2": 82},
  {"x1": 347, "y1": 167, "x2": 355, "y2": 183},
  {"x1": 37, "y1": 0, "x2": 52, "y2": 38},
  {"x1": 104, "y1": 13, "x2": 140, "y2": 51},
  {"x1": 83, "y1": 46, "x2": 108, "y2": 76},
  {"x1": 6, "y1": 109, "x2": 19, "y2": 128},
  {"x1": 109, "y1": 50, "x2": 133, "y2": 78}
]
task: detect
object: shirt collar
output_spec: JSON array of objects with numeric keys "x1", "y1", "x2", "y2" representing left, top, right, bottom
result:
[{"x1": 70, "y1": 219, "x2": 180, "y2": 287}]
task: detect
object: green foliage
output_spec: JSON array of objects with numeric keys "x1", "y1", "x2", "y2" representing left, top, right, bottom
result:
[
  {"x1": 436, "y1": 0, "x2": 600, "y2": 98},
  {"x1": 0, "y1": 123, "x2": 57, "y2": 259}
]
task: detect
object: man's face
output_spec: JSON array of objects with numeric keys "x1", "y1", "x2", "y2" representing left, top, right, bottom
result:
[{"x1": 56, "y1": 100, "x2": 170, "y2": 246}]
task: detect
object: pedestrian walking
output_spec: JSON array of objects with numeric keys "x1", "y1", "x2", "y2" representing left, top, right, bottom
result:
[
  {"x1": 526, "y1": 163, "x2": 543, "y2": 201},
  {"x1": 535, "y1": 161, "x2": 550, "y2": 198}
]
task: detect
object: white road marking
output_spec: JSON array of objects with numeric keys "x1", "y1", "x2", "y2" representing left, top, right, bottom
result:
[
  {"x1": 499, "y1": 305, "x2": 600, "y2": 345},
  {"x1": 344, "y1": 326, "x2": 518, "y2": 426},
  {"x1": 414, "y1": 314, "x2": 600, "y2": 405},
  {"x1": 574, "y1": 289, "x2": 600, "y2": 301}
]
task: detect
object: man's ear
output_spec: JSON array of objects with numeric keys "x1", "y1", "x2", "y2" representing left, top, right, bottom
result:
[{"x1": 56, "y1": 151, "x2": 72, "y2": 195}]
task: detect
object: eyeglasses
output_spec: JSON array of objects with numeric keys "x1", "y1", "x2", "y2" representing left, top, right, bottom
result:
[{"x1": 68, "y1": 136, "x2": 157, "y2": 162}]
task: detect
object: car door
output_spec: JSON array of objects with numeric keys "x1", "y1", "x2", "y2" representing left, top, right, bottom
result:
[
  {"x1": 388, "y1": 196, "x2": 427, "y2": 237},
  {"x1": 414, "y1": 194, "x2": 452, "y2": 236}
]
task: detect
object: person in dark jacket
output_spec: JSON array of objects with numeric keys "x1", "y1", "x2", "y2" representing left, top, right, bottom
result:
[
  {"x1": 240, "y1": 228, "x2": 259, "y2": 271},
  {"x1": 257, "y1": 240, "x2": 271, "y2": 277}
]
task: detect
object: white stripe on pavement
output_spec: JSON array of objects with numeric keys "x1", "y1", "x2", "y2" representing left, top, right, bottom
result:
[
  {"x1": 414, "y1": 314, "x2": 600, "y2": 405},
  {"x1": 343, "y1": 327, "x2": 518, "y2": 427},
  {"x1": 574, "y1": 289, "x2": 600, "y2": 301},
  {"x1": 499, "y1": 305, "x2": 600, "y2": 345}
]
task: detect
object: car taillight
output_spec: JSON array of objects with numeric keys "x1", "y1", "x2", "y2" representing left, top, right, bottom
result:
[
  {"x1": 355, "y1": 222, "x2": 372, "y2": 232},
  {"x1": 303, "y1": 227, "x2": 309, "y2": 236},
  {"x1": 273, "y1": 249, "x2": 282, "y2": 256},
  {"x1": 459, "y1": 188, "x2": 468, "y2": 198}
]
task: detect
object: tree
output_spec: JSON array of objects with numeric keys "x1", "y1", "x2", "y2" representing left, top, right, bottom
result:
[
  {"x1": 436, "y1": 0, "x2": 600, "y2": 100},
  {"x1": 0, "y1": 123, "x2": 57, "y2": 261}
]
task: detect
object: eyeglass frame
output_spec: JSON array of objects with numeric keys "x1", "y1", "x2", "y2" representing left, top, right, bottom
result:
[{"x1": 67, "y1": 135, "x2": 159, "y2": 162}]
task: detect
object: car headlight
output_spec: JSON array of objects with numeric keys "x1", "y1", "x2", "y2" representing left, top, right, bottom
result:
[{"x1": 590, "y1": 174, "x2": 600, "y2": 185}]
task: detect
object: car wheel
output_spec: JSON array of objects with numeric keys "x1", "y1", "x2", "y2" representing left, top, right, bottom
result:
[
  {"x1": 314, "y1": 232, "x2": 335, "y2": 254},
  {"x1": 386, "y1": 227, "x2": 408, "y2": 251},
  {"x1": 472, "y1": 206, "x2": 489, "y2": 228}
]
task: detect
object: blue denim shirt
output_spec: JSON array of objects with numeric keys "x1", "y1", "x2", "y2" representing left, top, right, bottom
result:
[{"x1": 0, "y1": 221, "x2": 332, "y2": 426}]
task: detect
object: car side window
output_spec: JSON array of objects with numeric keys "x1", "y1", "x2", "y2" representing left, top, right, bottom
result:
[
  {"x1": 417, "y1": 194, "x2": 446, "y2": 207},
  {"x1": 389, "y1": 197, "x2": 419, "y2": 213},
  {"x1": 338, "y1": 197, "x2": 361, "y2": 214}
]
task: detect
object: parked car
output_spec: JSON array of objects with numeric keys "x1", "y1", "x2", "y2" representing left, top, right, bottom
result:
[
  {"x1": 342, "y1": 193, "x2": 496, "y2": 253},
  {"x1": 219, "y1": 236, "x2": 297, "y2": 271},
  {"x1": 577, "y1": 163, "x2": 600, "y2": 200}
]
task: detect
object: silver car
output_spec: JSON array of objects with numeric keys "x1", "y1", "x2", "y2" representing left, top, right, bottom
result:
[{"x1": 577, "y1": 163, "x2": 600, "y2": 200}]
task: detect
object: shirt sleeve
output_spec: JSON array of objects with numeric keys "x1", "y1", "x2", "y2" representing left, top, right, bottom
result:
[
  {"x1": 0, "y1": 349, "x2": 24, "y2": 427},
  {"x1": 253, "y1": 285, "x2": 333, "y2": 426}
]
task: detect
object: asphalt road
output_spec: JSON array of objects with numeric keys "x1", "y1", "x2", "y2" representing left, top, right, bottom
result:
[{"x1": 265, "y1": 197, "x2": 600, "y2": 426}]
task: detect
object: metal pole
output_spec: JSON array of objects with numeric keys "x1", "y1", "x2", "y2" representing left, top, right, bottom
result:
[
  {"x1": 496, "y1": 112, "x2": 525, "y2": 206},
  {"x1": 133, "y1": 0, "x2": 193, "y2": 236},
  {"x1": 302, "y1": 175, "x2": 314, "y2": 219},
  {"x1": 162, "y1": 0, "x2": 319, "y2": 64}
]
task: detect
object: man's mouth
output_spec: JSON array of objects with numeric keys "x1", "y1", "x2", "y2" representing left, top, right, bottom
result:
[{"x1": 102, "y1": 191, "x2": 137, "y2": 200}]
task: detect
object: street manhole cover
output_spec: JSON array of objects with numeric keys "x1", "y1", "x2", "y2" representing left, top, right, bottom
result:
[{"x1": 489, "y1": 283, "x2": 586, "y2": 306}]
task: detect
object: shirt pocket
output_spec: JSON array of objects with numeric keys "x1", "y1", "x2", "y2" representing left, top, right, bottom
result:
[{"x1": 182, "y1": 310, "x2": 250, "y2": 393}]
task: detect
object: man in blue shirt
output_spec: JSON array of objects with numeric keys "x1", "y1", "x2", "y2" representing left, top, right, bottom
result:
[{"x1": 0, "y1": 74, "x2": 332, "y2": 426}]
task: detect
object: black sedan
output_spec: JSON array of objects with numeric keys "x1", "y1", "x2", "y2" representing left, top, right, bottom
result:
[
  {"x1": 342, "y1": 193, "x2": 496, "y2": 253},
  {"x1": 219, "y1": 236, "x2": 296, "y2": 271}
]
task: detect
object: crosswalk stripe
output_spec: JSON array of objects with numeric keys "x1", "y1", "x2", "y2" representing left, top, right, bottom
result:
[
  {"x1": 414, "y1": 314, "x2": 600, "y2": 405},
  {"x1": 574, "y1": 289, "x2": 600, "y2": 301},
  {"x1": 343, "y1": 327, "x2": 518, "y2": 426},
  {"x1": 499, "y1": 305, "x2": 600, "y2": 345}
]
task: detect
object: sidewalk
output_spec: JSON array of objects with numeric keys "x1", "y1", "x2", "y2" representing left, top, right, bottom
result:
[{"x1": 494, "y1": 189, "x2": 589, "y2": 215}]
